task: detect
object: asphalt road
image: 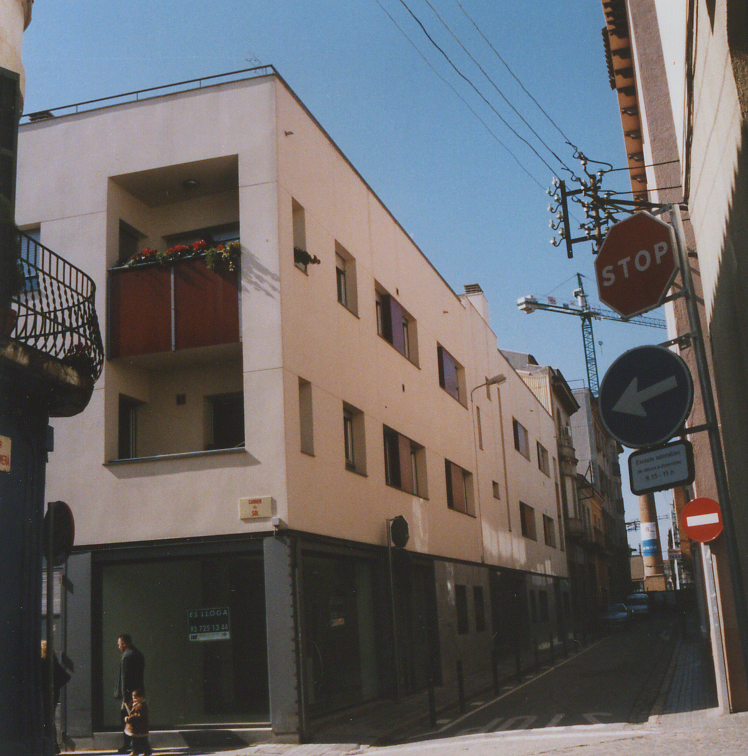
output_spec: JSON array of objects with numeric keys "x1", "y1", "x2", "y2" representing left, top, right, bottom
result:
[{"x1": 416, "y1": 614, "x2": 676, "y2": 740}]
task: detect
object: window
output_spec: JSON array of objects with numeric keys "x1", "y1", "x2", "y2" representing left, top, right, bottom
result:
[
  {"x1": 543, "y1": 515, "x2": 556, "y2": 548},
  {"x1": 118, "y1": 220, "x2": 142, "y2": 265},
  {"x1": 376, "y1": 286, "x2": 418, "y2": 364},
  {"x1": 335, "y1": 243, "x2": 357, "y2": 314},
  {"x1": 445, "y1": 459, "x2": 473, "y2": 514},
  {"x1": 19, "y1": 227, "x2": 40, "y2": 291},
  {"x1": 492, "y1": 480, "x2": 501, "y2": 499},
  {"x1": 513, "y1": 418, "x2": 530, "y2": 460},
  {"x1": 520, "y1": 501, "x2": 536, "y2": 540},
  {"x1": 537, "y1": 442, "x2": 550, "y2": 476},
  {"x1": 529, "y1": 590, "x2": 537, "y2": 623},
  {"x1": 299, "y1": 378, "x2": 314, "y2": 455},
  {"x1": 383, "y1": 425, "x2": 426, "y2": 496},
  {"x1": 292, "y1": 199, "x2": 309, "y2": 271},
  {"x1": 538, "y1": 590, "x2": 549, "y2": 622},
  {"x1": 437, "y1": 345, "x2": 465, "y2": 405},
  {"x1": 343, "y1": 402, "x2": 366, "y2": 474},
  {"x1": 118, "y1": 395, "x2": 141, "y2": 459},
  {"x1": 209, "y1": 392, "x2": 244, "y2": 449},
  {"x1": 473, "y1": 585, "x2": 486, "y2": 632},
  {"x1": 455, "y1": 584, "x2": 469, "y2": 634}
]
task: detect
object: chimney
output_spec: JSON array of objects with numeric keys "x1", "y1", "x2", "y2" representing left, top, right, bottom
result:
[{"x1": 464, "y1": 284, "x2": 489, "y2": 324}]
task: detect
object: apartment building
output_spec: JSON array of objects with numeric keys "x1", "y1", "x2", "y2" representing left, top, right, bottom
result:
[{"x1": 15, "y1": 70, "x2": 570, "y2": 743}]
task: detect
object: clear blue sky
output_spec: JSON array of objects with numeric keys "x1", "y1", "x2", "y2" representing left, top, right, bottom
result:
[{"x1": 20, "y1": 0, "x2": 674, "y2": 544}]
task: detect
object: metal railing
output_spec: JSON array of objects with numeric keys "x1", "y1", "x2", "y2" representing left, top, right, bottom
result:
[
  {"x1": 4, "y1": 228, "x2": 103, "y2": 383},
  {"x1": 21, "y1": 66, "x2": 277, "y2": 123}
]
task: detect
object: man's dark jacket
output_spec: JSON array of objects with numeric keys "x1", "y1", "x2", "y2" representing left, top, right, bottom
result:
[{"x1": 114, "y1": 645, "x2": 145, "y2": 700}]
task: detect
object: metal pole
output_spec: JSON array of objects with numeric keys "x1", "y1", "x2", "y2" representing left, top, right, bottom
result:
[
  {"x1": 387, "y1": 519, "x2": 401, "y2": 702},
  {"x1": 670, "y1": 206, "x2": 748, "y2": 680},
  {"x1": 701, "y1": 543, "x2": 730, "y2": 713}
]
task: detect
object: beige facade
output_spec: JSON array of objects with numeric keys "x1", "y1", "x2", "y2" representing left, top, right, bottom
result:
[{"x1": 16, "y1": 72, "x2": 570, "y2": 741}]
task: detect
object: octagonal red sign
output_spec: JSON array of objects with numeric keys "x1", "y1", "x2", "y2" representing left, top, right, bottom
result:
[
  {"x1": 682, "y1": 497, "x2": 723, "y2": 543},
  {"x1": 594, "y1": 211, "x2": 678, "y2": 318}
]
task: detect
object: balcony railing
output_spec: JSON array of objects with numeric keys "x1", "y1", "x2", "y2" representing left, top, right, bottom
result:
[{"x1": 3, "y1": 228, "x2": 104, "y2": 384}]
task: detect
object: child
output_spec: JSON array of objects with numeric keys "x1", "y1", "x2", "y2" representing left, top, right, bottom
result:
[{"x1": 124, "y1": 689, "x2": 152, "y2": 756}]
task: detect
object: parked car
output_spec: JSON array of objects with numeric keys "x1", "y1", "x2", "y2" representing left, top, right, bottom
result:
[
  {"x1": 599, "y1": 603, "x2": 630, "y2": 629},
  {"x1": 625, "y1": 593, "x2": 650, "y2": 618}
]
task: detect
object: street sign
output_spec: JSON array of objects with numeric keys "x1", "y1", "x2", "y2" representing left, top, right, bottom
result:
[
  {"x1": 595, "y1": 211, "x2": 677, "y2": 318},
  {"x1": 682, "y1": 497, "x2": 723, "y2": 543},
  {"x1": 599, "y1": 345, "x2": 693, "y2": 448},
  {"x1": 628, "y1": 439, "x2": 695, "y2": 495}
]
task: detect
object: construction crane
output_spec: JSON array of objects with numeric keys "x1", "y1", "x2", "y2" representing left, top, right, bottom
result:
[{"x1": 517, "y1": 273, "x2": 666, "y2": 396}]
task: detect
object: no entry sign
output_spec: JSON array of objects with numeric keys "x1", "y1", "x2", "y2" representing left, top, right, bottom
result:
[{"x1": 682, "y1": 497, "x2": 723, "y2": 543}]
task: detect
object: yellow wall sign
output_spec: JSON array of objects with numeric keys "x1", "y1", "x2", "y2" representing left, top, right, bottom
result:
[
  {"x1": 0, "y1": 436, "x2": 10, "y2": 473},
  {"x1": 238, "y1": 496, "x2": 273, "y2": 520}
]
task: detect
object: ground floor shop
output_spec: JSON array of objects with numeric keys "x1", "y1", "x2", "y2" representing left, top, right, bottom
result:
[{"x1": 56, "y1": 533, "x2": 570, "y2": 744}]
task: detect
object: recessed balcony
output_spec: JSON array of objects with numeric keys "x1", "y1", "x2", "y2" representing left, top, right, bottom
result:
[{"x1": 108, "y1": 245, "x2": 240, "y2": 360}]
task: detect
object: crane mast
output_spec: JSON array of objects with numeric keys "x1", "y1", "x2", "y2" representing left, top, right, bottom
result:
[{"x1": 517, "y1": 274, "x2": 666, "y2": 397}]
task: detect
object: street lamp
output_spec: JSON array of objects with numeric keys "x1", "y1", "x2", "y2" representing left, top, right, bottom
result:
[{"x1": 470, "y1": 373, "x2": 506, "y2": 403}]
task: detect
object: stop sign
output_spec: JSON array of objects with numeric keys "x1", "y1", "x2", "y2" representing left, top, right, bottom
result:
[
  {"x1": 594, "y1": 211, "x2": 678, "y2": 318},
  {"x1": 682, "y1": 497, "x2": 723, "y2": 543}
]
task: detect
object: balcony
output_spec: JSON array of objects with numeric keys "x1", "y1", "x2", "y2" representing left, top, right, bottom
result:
[
  {"x1": 1, "y1": 227, "x2": 103, "y2": 417},
  {"x1": 108, "y1": 246, "x2": 240, "y2": 360},
  {"x1": 566, "y1": 517, "x2": 587, "y2": 542}
]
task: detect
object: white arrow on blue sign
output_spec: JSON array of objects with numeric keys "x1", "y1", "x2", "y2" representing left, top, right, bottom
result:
[{"x1": 599, "y1": 345, "x2": 694, "y2": 449}]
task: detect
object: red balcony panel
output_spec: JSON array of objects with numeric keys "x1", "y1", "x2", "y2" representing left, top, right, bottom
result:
[
  {"x1": 174, "y1": 260, "x2": 240, "y2": 350},
  {"x1": 109, "y1": 267, "x2": 172, "y2": 358}
]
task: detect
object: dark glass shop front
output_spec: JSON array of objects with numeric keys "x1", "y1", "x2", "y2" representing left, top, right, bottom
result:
[{"x1": 97, "y1": 550, "x2": 269, "y2": 729}]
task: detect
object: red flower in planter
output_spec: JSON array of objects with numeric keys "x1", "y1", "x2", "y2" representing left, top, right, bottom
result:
[{"x1": 192, "y1": 239, "x2": 208, "y2": 252}]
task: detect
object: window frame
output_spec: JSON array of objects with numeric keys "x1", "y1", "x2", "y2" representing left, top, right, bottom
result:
[
  {"x1": 383, "y1": 425, "x2": 425, "y2": 496},
  {"x1": 445, "y1": 459, "x2": 473, "y2": 515},
  {"x1": 437, "y1": 344, "x2": 466, "y2": 406},
  {"x1": 375, "y1": 286, "x2": 418, "y2": 365},
  {"x1": 513, "y1": 418, "x2": 531, "y2": 460}
]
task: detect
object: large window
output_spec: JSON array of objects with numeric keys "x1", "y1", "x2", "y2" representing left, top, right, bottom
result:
[
  {"x1": 437, "y1": 345, "x2": 465, "y2": 405},
  {"x1": 455, "y1": 584, "x2": 469, "y2": 635},
  {"x1": 343, "y1": 402, "x2": 366, "y2": 474},
  {"x1": 543, "y1": 514, "x2": 556, "y2": 548},
  {"x1": 445, "y1": 459, "x2": 473, "y2": 515},
  {"x1": 383, "y1": 425, "x2": 426, "y2": 496},
  {"x1": 520, "y1": 501, "x2": 536, "y2": 540},
  {"x1": 376, "y1": 286, "x2": 418, "y2": 365},
  {"x1": 513, "y1": 418, "x2": 531, "y2": 460},
  {"x1": 335, "y1": 242, "x2": 358, "y2": 314}
]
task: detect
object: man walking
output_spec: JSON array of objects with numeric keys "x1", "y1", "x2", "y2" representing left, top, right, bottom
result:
[{"x1": 114, "y1": 634, "x2": 145, "y2": 754}]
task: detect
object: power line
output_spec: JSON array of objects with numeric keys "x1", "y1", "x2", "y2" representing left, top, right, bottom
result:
[
  {"x1": 420, "y1": 0, "x2": 575, "y2": 175},
  {"x1": 375, "y1": 0, "x2": 546, "y2": 190},
  {"x1": 395, "y1": 0, "x2": 558, "y2": 176}
]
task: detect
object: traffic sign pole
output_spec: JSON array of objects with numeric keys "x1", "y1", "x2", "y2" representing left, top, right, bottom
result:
[{"x1": 669, "y1": 205, "x2": 748, "y2": 697}]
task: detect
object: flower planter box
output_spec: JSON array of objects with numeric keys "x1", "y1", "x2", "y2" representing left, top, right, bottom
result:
[{"x1": 108, "y1": 258, "x2": 239, "y2": 358}]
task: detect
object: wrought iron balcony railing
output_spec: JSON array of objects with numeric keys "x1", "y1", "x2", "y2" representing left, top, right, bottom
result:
[{"x1": 3, "y1": 228, "x2": 103, "y2": 384}]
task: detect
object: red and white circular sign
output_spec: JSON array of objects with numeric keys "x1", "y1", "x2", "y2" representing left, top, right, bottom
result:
[{"x1": 682, "y1": 497, "x2": 723, "y2": 543}]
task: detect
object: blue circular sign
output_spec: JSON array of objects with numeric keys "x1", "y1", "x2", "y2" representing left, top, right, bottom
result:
[{"x1": 599, "y1": 345, "x2": 693, "y2": 449}]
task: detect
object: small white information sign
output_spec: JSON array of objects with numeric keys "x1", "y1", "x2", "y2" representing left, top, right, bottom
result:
[
  {"x1": 628, "y1": 440, "x2": 695, "y2": 495},
  {"x1": 0, "y1": 435, "x2": 10, "y2": 473}
]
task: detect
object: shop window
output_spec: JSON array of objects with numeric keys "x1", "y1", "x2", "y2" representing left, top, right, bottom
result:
[
  {"x1": 455, "y1": 584, "x2": 469, "y2": 634},
  {"x1": 445, "y1": 459, "x2": 473, "y2": 515},
  {"x1": 208, "y1": 392, "x2": 244, "y2": 449},
  {"x1": 375, "y1": 285, "x2": 418, "y2": 365},
  {"x1": 543, "y1": 514, "x2": 556, "y2": 548},
  {"x1": 539, "y1": 590, "x2": 549, "y2": 622},
  {"x1": 343, "y1": 402, "x2": 366, "y2": 474},
  {"x1": 437, "y1": 345, "x2": 465, "y2": 405},
  {"x1": 529, "y1": 590, "x2": 537, "y2": 623},
  {"x1": 335, "y1": 242, "x2": 358, "y2": 314},
  {"x1": 537, "y1": 442, "x2": 550, "y2": 476},
  {"x1": 383, "y1": 425, "x2": 426, "y2": 496},
  {"x1": 520, "y1": 501, "x2": 536, "y2": 540},
  {"x1": 299, "y1": 378, "x2": 314, "y2": 455},
  {"x1": 513, "y1": 418, "x2": 530, "y2": 460},
  {"x1": 473, "y1": 585, "x2": 486, "y2": 632},
  {"x1": 118, "y1": 395, "x2": 142, "y2": 460}
]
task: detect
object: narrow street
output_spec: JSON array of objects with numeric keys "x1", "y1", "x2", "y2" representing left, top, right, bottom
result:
[{"x1": 402, "y1": 613, "x2": 699, "y2": 742}]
